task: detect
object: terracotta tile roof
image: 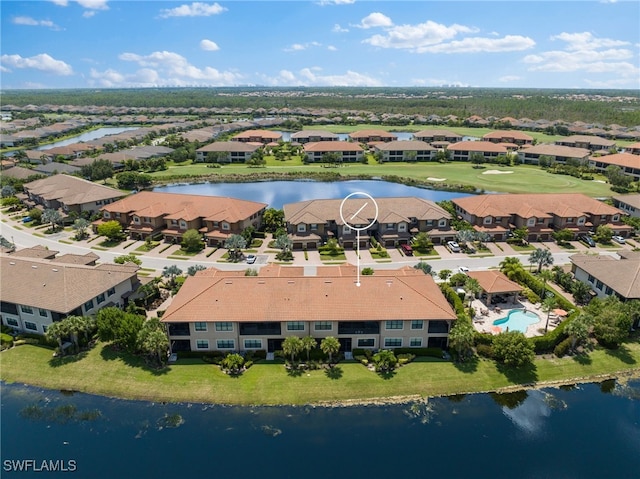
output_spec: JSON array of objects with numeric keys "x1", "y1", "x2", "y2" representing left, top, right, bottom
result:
[
  {"x1": 413, "y1": 130, "x2": 463, "y2": 140},
  {"x1": 303, "y1": 141, "x2": 363, "y2": 153},
  {"x1": 482, "y1": 130, "x2": 533, "y2": 141},
  {"x1": 453, "y1": 193, "x2": 622, "y2": 218},
  {"x1": 518, "y1": 144, "x2": 591, "y2": 158},
  {"x1": 0, "y1": 255, "x2": 138, "y2": 313},
  {"x1": 161, "y1": 268, "x2": 456, "y2": 323},
  {"x1": 591, "y1": 153, "x2": 640, "y2": 170},
  {"x1": 467, "y1": 270, "x2": 523, "y2": 294},
  {"x1": 348, "y1": 130, "x2": 398, "y2": 140},
  {"x1": 196, "y1": 141, "x2": 260, "y2": 153},
  {"x1": 102, "y1": 191, "x2": 266, "y2": 223},
  {"x1": 290, "y1": 130, "x2": 339, "y2": 140},
  {"x1": 23, "y1": 175, "x2": 125, "y2": 206},
  {"x1": 556, "y1": 135, "x2": 616, "y2": 147},
  {"x1": 372, "y1": 140, "x2": 436, "y2": 151},
  {"x1": 232, "y1": 129, "x2": 282, "y2": 140},
  {"x1": 447, "y1": 141, "x2": 508, "y2": 153},
  {"x1": 284, "y1": 197, "x2": 450, "y2": 226},
  {"x1": 571, "y1": 253, "x2": 640, "y2": 299}
]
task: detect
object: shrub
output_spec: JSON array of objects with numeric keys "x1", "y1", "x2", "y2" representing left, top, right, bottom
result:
[
  {"x1": 530, "y1": 314, "x2": 573, "y2": 353},
  {"x1": 554, "y1": 337, "x2": 573, "y2": 357},
  {"x1": 474, "y1": 332, "x2": 494, "y2": 346},
  {"x1": 391, "y1": 347, "x2": 442, "y2": 358},
  {"x1": 397, "y1": 353, "x2": 416, "y2": 364},
  {"x1": 1, "y1": 333, "x2": 14, "y2": 347},
  {"x1": 476, "y1": 343, "x2": 494, "y2": 358}
]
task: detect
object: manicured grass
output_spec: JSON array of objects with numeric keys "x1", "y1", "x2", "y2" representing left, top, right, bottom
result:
[
  {"x1": 170, "y1": 248, "x2": 201, "y2": 256},
  {"x1": 1, "y1": 341, "x2": 638, "y2": 405},
  {"x1": 510, "y1": 244, "x2": 536, "y2": 252},
  {"x1": 135, "y1": 241, "x2": 160, "y2": 252},
  {"x1": 150, "y1": 162, "x2": 614, "y2": 197}
]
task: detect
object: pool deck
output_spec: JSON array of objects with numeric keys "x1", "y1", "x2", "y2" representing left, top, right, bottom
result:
[{"x1": 470, "y1": 298, "x2": 562, "y2": 338}]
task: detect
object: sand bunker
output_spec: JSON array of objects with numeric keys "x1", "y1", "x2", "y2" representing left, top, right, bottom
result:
[
  {"x1": 483, "y1": 170, "x2": 514, "y2": 175},
  {"x1": 427, "y1": 177, "x2": 446, "y2": 181}
]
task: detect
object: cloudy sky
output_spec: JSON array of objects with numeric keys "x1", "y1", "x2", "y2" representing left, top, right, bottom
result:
[{"x1": 1, "y1": 0, "x2": 639, "y2": 89}]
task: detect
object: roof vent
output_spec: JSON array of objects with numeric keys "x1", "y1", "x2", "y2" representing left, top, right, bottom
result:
[
  {"x1": 32, "y1": 265, "x2": 38, "y2": 269},
  {"x1": 52, "y1": 268, "x2": 58, "y2": 272},
  {"x1": 324, "y1": 280, "x2": 332, "y2": 283},
  {"x1": 9, "y1": 261, "x2": 15, "y2": 265},
  {"x1": 258, "y1": 280, "x2": 265, "y2": 284},
  {"x1": 288, "y1": 280, "x2": 295, "y2": 284},
  {"x1": 225, "y1": 281, "x2": 233, "y2": 284}
]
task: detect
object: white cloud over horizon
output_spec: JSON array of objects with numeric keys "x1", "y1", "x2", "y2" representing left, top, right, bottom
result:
[
  {"x1": 12, "y1": 16, "x2": 59, "y2": 29},
  {"x1": 1, "y1": 53, "x2": 73, "y2": 75},
  {"x1": 159, "y1": 2, "x2": 226, "y2": 18},
  {"x1": 200, "y1": 39, "x2": 220, "y2": 51}
]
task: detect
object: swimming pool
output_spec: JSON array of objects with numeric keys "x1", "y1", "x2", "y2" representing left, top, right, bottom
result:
[{"x1": 493, "y1": 310, "x2": 540, "y2": 333}]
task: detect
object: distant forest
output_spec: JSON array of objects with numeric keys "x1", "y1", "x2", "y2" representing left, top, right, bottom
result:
[{"x1": 2, "y1": 87, "x2": 640, "y2": 126}]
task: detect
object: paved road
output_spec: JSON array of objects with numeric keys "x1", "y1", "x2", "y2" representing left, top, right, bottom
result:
[{"x1": 0, "y1": 214, "x2": 621, "y2": 275}]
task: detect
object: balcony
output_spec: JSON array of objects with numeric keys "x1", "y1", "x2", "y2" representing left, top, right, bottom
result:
[
  {"x1": 240, "y1": 322, "x2": 281, "y2": 336},
  {"x1": 338, "y1": 321, "x2": 380, "y2": 335}
]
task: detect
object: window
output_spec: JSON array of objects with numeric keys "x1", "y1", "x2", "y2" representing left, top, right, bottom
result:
[
  {"x1": 357, "y1": 338, "x2": 375, "y2": 348},
  {"x1": 398, "y1": 223, "x2": 407, "y2": 232},
  {"x1": 613, "y1": 215, "x2": 619, "y2": 222},
  {"x1": 567, "y1": 218, "x2": 574, "y2": 224},
  {"x1": 484, "y1": 217, "x2": 492, "y2": 224},
  {"x1": 384, "y1": 338, "x2": 402, "y2": 348},
  {"x1": 310, "y1": 223, "x2": 318, "y2": 231},
  {"x1": 96, "y1": 293, "x2": 105, "y2": 304},
  {"x1": 343, "y1": 225, "x2": 351, "y2": 234},
  {"x1": 133, "y1": 216, "x2": 140, "y2": 224},
  {"x1": 103, "y1": 212, "x2": 111, "y2": 219},
  {"x1": 217, "y1": 339, "x2": 235, "y2": 349},
  {"x1": 297, "y1": 224, "x2": 307, "y2": 233},
  {"x1": 21, "y1": 305, "x2": 33, "y2": 314},
  {"x1": 196, "y1": 340, "x2": 209, "y2": 349},
  {"x1": 427, "y1": 220, "x2": 433, "y2": 226},
  {"x1": 39, "y1": 309, "x2": 48, "y2": 317},
  {"x1": 527, "y1": 218, "x2": 536, "y2": 226},
  {"x1": 428, "y1": 321, "x2": 450, "y2": 333},
  {"x1": 385, "y1": 320, "x2": 403, "y2": 330},
  {"x1": 5, "y1": 318, "x2": 18, "y2": 327},
  {"x1": 439, "y1": 219, "x2": 447, "y2": 227},
  {"x1": 411, "y1": 320, "x2": 424, "y2": 330},
  {"x1": 222, "y1": 222, "x2": 230, "y2": 230},
  {"x1": 287, "y1": 321, "x2": 305, "y2": 331},
  {"x1": 314, "y1": 321, "x2": 332, "y2": 331},
  {"x1": 577, "y1": 217, "x2": 586, "y2": 225},
  {"x1": 213, "y1": 221, "x2": 219, "y2": 227},
  {"x1": 410, "y1": 338, "x2": 423, "y2": 347},
  {"x1": 179, "y1": 220, "x2": 187, "y2": 229},
  {"x1": 171, "y1": 219, "x2": 178, "y2": 225},
  {"x1": 107, "y1": 287, "x2": 116, "y2": 296},
  {"x1": 215, "y1": 322, "x2": 233, "y2": 332},
  {"x1": 386, "y1": 223, "x2": 394, "y2": 230},
  {"x1": 24, "y1": 321, "x2": 37, "y2": 331},
  {"x1": 595, "y1": 280, "x2": 603, "y2": 291},
  {"x1": 84, "y1": 299, "x2": 94, "y2": 312},
  {"x1": 244, "y1": 339, "x2": 262, "y2": 349},
  {"x1": 42, "y1": 325, "x2": 48, "y2": 333},
  {"x1": 587, "y1": 274, "x2": 595, "y2": 283},
  {"x1": 605, "y1": 286, "x2": 613, "y2": 295},
  {"x1": 194, "y1": 322, "x2": 207, "y2": 332}
]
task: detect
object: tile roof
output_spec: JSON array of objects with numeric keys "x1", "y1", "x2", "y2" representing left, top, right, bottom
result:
[
  {"x1": 196, "y1": 141, "x2": 260, "y2": 153},
  {"x1": 0, "y1": 255, "x2": 138, "y2": 313},
  {"x1": 290, "y1": 130, "x2": 339, "y2": 140},
  {"x1": 482, "y1": 130, "x2": 533, "y2": 141},
  {"x1": 466, "y1": 270, "x2": 523, "y2": 294},
  {"x1": 23, "y1": 175, "x2": 125, "y2": 206},
  {"x1": 557, "y1": 135, "x2": 616, "y2": 147},
  {"x1": 447, "y1": 141, "x2": 508, "y2": 153},
  {"x1": 413, "y1": 129, "x2": 463, "y2": 139},
  {"x1": 591, "y1": 153, "x2": 640, "y2": 170},
  {"x1": 348, "y1": 130, "x2": 398, "y2": 140},
  {"x1": 518, "y1": 144, "x2": 591, "y2": 158},
  {"x1": 372, "y1": 140, "x2": 436, "y2": 151},
  {"x1": 571, "y1": 253, "x2": 640, "y2": 299},
  {"x1": 303, "y1": 141, "x2": 364, "y2": 152},
  {"x1": 453, "y1": 193, "x2": 622, "y2": 218},
  {"x1": 161, "y1": 268, "x2": 456, "y2": 323},
  {"x1": 232, "y1": 129, "x2": 282, "y2": 140},
  {"x1": 613, "y1": 194, "x2": 640, "y2": 210},
  {"x1": 102, "y1": 191, "x2": 266, "y2": 223}
]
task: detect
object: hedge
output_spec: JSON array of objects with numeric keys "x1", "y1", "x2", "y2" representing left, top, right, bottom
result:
[{"x1": 529, "y1": 312, "x2": 575, "y2": 353}]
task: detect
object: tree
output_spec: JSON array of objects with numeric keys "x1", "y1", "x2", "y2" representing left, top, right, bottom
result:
[
  {"x1": 181, "y1": 229, "x2": 204, "y2": 252},
  {"x1": 95, "y1": 307, "x2": 144, "y2": 353},
  {"x1": 552, "y1": 228, "x2": 574, "y2": 245},
  {"x1": 162, "y1": 265, "x2": 183, "y2": 289},
  {"x1": 137, "y1": 318, "x2": 169, "y2": 366},
  {"x1": 72, "y1": 218, "x2": 91, "y2": 240},
  {"x1": 448, "y1": 320, "x2": 475, "y2": 362},
  {"x1": 372, "y1": 349, "x2": 398, "y2": 372},
  {"x1": 500, "y1": 257, "x2": 525, "y2": 282},
  {"x1": 412, "y1": 232, "x2": 433, "y2": 252},
  {"x1": 438, "y1": 269, "x2": 452, "y2": 281},
  {"x1": 97, "y1": 220, "x2": 124, "y2": 241},
  {"x1": 262, "y1": 208, "x2": 285, "y2": 233},
  {"x1": 187, "y1": 264, "x2": 207, "y2": 276},
  {"x1": 571, "y1": 280, "x2": 592, "y2": 305},
  {"x1": 529, "y1": 248, "x2": 553, "y2": 273},
  {"x1": 42, "y1": 208, "x2": 62, "y2": 232},
  {"x1": 241, "y1": 226, "x2": 255, "y2": 245},
  {"x1": 320, "y1": 336, "x2": 340, "y2": 364},
  {"x1": 282, "y1": 336, "x2": 303, "y2": 363},
  {"x1": 542, "y1": 294, "x2": 557, "y2": 333},
  {"x1": 301, "y1": 336, "x2": 317, "y2": 362},
  {"x1": 224, "y1": 234, "x2": 247, "y2": 262},
  {"x1": 604, "y1": 165, "x2": 632, "y2": 189},
  {"x1": 538, "y1": 269, "x2": 553, "y2": 302},
  {"x1": 593, "y1": 225, "x2": 613, "y2": 245},
  {"x1": 221, "y1": 353, "x2": 245, "y2": 374},
  {"x1": 456, "y1": 229, "x2": 476, "y2": 247},
  {"x1": 361, "y1": 267, "x2": 374, "y2": 276},
  {"x1": 464, "y1": 277, "x2": 482, "y2": 308},
  {"x1": 470, "y1": 152, "x2": 485, "y2": 167},
  {"x1": 1, "y1": 185, "x2": 15, "y2": 198},
  {"x1": 565, "y1": 313, "x2": 592, "y2": 351},
  {"x1": 274, "y1": 233, "x2": 293, "y2": 261},
  {"x1": 45, "y1": 320, "x2": 70, "y2": 355},
  {"x1": 81, "y1": 159, "x2": 113, "y2": 182},
  {"x1": 492, "y1": 331, "x2": 535, "y2": 367},
  {"x1": 414, "y1": 261, "x2": 434, "y2": 275},
  {"x1": 593, "y1": 307, "x2": 632, "y2": 349},
  {"x1": 114, "y1": 253, "x2": 142, "y2": 266},
  {"x1": 28, "y1": 208, "x2": 42, "y2": 224},
  {"x1": 116, "y1": 171, "x2": 152, "y2": 190},
  {"x1": 448, "y1": 272, "x2": 468, "y2": 286},
  {"x1": 512, "y1": 227, "x2": 529, "y2": 245}
]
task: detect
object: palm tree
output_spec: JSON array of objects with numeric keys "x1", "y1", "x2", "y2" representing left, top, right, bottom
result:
[
  {"x1": 282, "y1": 336, "x2": 303, "y2": 363},
  {"x1": 538, "y1": 269, "x2": 553, "y2": 302},
  {"x1": 571, "y1": 280, "x2": 592, "y2": 305},
  {"x1": 464, "y1": 277, "x2": 482, "y2": 308},
  {"x1": 72, "y1": 218, "x2": 91, "y2": 240},
  {"x1": 301, "y1": 336, "x2": 317, "y2": 362},
  {"x1": 224, "y1": 234, "x2": 247, "y2": 262},
  {"x1": 138, "y1": 327, "x2": 169, "y2": 366},
  {"x1": 529, "y1": 248, "x2": 554, "y2": 273},
  {"x1": 45, "y1": 320, "x2": 70, "y2": 355},
  {"x1": 565, "y1": 313, "x2": 592, "y2": 351},
  {"x1": 542, "y1": 295, "x2": 558, "y2": 333},
  {"x1": 42, "y1": 208, "x2": 62, "y2": 232},
  {"x1": 499, "y1": 257, "x2": 525, "y2": 282},
  {"x1": 320, "y1": 336, "x2": 340, "y2": 365},
  {"x1": 162, "y1": 265, "x2": 183, "y2": 289},
  {"x1": 64, "y1": 315, "x2": 86, "y2": 351}
]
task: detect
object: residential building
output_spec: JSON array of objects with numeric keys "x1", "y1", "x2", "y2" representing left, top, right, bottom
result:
[
  {"x1": 413, "y1": 130, "x2": 463, "y2": 145},
  {"x1": 0, "y1": 253, "x2": 140, "y2": 335},
  {"x1": 348, "y1": 130, "x2": 397, "y2": 144},
  {"x1": 466, "y1": 270, "x2": 523, "y2": 305},
  {"x1": 613, "y1": 194, "x2": 640, "y2": 218},
  {"x1": 161, "y1": 266, "x2": 457, "y2": 353},
  {"x1": 231, "y1": 129, "x2": 282, "y2": 144},
  {"x1": 97, "y1": 191, "x2": 266, "y2": 245},
  {"x1": 555, "y1": 135, "x2": 616, "y2": 152},
  {"x1": 290, "y1": 130, "x2": 339, "y2": 144},
  {"x1": 195, "y1": 141, "x2": 260, "y2": 163},
  {"x1": 482, "y1": 130, "x2": 533, "y2": 146},
  {"x1": 517, "y1": 144, "x2": 590, "y2": 165},
  {"x1": 283, "y1": 197, "x2": 454, "y2": 249},
  {"x1": 22, "y1": 174, "x2": 125, "y2": 218},
  {"x1": 588, "y1": 153, "x2": 640, "y2": 182},
  {"x1": 371, "y1": 140, "x2": 437, "y2": 162},
  {"x1": 625, "y1": 142, "x2": 640, "y2": 155},
  {"x1": 446, "y1": 141, "x2": 508, "y2": 161},
  {"x1": 452, "y1": 193, "x2": 631, "y2": 241},
  {"x1": 302, "y1": 141, "x2": 364, "y2": 164}
]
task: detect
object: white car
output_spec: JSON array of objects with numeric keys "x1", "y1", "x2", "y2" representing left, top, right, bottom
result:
[
  {"x1": 447, "y1": 241, "x2": 461, "y2": 253},
  {"x1": 459, "y1": 266, "x2": 470, "y2": 274},
  {"x1": 612, "y1": 235, "x2": 626, "y2": 244},
  {"x1": 245, "y1": 254, "x2": 257, "y2": 264}
]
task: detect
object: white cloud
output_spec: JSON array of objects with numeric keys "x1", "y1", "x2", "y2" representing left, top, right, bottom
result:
[
  {"x1": 552, "y1": 32, "x2": 629, "y2": 51},
  {"x1": 363, "y1": 20, "x2": 475, "y2": 50},
  {"x1": 117, "y1": 50, "x2": 241, "y2": 86},
  {"x1": 49, "y1": 0, "x2": 68, "y2": 5},
  {"x1": 159, "y1": 2, "x2": 226, "y2": 18},
  {"x1": 284, "y1": 41, "x2": 322, "y2": 52},
  {"x1": 0, "y1": 53, "x2": 73, "y2": 75},
  {"x1": 499, "y1": 75, "x2": 522, "y2": 83},
  {"x1": 200, "y1": 39, "x2": 220, "y2": 51},
  {"x1": 261, "y1": 67, "x2": 381, "y2": 87},
  {"x1": 411, "y1": 78, "x2": 471, "y2": 87},
  {"x1": 318, "y1": 0, "x2": 356, "y2": 5},
  {"x1": 356, "y1": 12, "x2": 393, "y2": 29},
  {"x1": 12, "y1": 16, "x2": 58, "y2": 28},
  {"x1": 327, "y1": 45, "x2": 338, "y2": 51},
  {"x1": 333, "y1": 23, "x2": 349, "y2": 33},
  {"x1": 421, "y1": 35, "x2": 535, "y2": 54},
  {"x1": 76, "y1": 0, "x2": 108, "y2": 9}
]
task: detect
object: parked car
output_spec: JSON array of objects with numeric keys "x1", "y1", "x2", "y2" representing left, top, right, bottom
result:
[
  {"x1": 612, "y1": 235, "x2": 626, "y2": 244},
  {"x1": 400, "y1": 243, "x2": 413, "y2": 256},
  {"x1": 447, "y1": 241, "x2": 461, "y2": 253},
  {"x1": 459, "y1": 266, "x2": 469, "y2": 274},
  {"x1": 579, "y1": 235, "x2": 596, "y2": 247},
  {"x1": 21, "y1": 216, "x2": 32, "y2": 223},
  {"x1": 245, "y1": 254, "x2": 257, "y2": 264}
]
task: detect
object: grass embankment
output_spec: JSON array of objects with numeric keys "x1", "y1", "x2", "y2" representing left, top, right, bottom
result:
[
  {"x1": 150, "y1": 163, "x2": 614, "y2": 197},
  {"x1": 2, "y1": 340, "x2": 639, "y2": 405}
]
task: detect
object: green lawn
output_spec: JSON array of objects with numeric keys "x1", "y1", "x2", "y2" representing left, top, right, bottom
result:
[
  {"x1": 1, "y1": 340, "x2": 638, "y2": 405},
  {"x1": 150, "y1": 162, "x2": 614, "y2": 197}
]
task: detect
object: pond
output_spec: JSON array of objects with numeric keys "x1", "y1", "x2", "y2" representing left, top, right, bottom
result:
[
  {"x1": 1, "y1": 380, "x2": 638, "y2": 478},
  {"x1": 36, "y1": 127, "x2": 139, "y2": 150},
  {"x1": 153, "y1": 179, "x2": 472, "y2": 209}
]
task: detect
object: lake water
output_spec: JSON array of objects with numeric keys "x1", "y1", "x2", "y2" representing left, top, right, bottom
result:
[
  {"x1": 36, "y1": 127, "x2": 139, "y2": 150},
  {"x1": 1, "y1": 380, "x2": 638, "y2": 478},
  {"x1": 154, "y1": 180, "x2": 472, "y2": 209}
]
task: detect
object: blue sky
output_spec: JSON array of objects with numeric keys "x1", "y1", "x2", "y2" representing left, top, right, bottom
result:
[{"x1": 1, "y1": 1, "x2": 639, "y2": 89}]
